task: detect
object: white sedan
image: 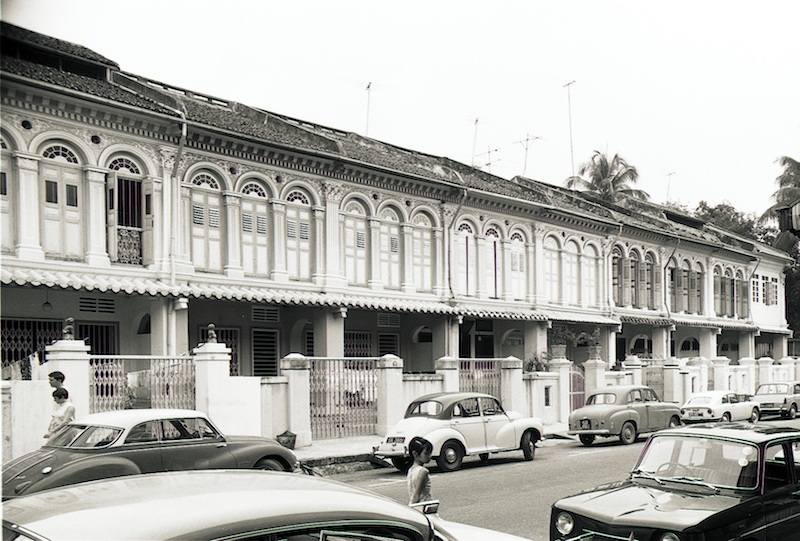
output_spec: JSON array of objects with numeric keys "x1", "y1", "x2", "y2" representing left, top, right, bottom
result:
[{"x1": 680, "y1": 390, "x2": 760, "y2": 423}]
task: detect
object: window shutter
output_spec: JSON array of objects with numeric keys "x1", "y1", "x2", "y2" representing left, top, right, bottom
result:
[
  {"x1": 612, "y1": 256, "x2": 621, "y2": 305},
  {"x1": 669, "y1": 269, "x2": 677, "y2": 311},
  {"x1": 688, "y1": 272, "x2": 698, "y2": 313},
  {"x1": 622, "y1": 258, "x2": 631, "y2": 306},
  {"x1": 653, "y1": 265, "x2": 661, "y2": 310},
  {"x1": 714, "y1": 275, "x2": 721, "y2": 315},
  {"x1": 106, "y1": 173, "x2": 119, "y2": 262},
  {"x1": 638, "y1": 263, "x2": 647, "y2": 308}
]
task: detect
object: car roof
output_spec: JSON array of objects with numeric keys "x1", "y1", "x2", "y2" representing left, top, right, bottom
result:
[
  {"x1": 71, "y1": 408, "x2": 209, "y2": 429},
  {"x1": 654, "y1": 422, "x2": 800, "y2": 444},
  {"x1": 410, "y1": 391, "x2": 497, "y2": 407},
  {"x1": 687, "y1": 390, "x2": 737, "y2": 397},
  {"x1": 587, "y1": 385, "x2": 650, "y2": 396},
  {"x1": 2, "y1": 470, "x2": 432, "y2": 540}
]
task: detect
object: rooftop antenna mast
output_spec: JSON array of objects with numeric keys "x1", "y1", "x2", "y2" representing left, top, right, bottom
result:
[
  {"x1": 471, "y1": 118, "x2": 479, "y2": 167},
  {"x1": 666, "y1": 172, "x2": 676, "y2": 202},
  {"x1": 564, "y1": 80, "x2": 576, "y2": 177},
  {"x1": 516, "y1": 134, "x2": 541, "y2": 176},
  {"x1": 365, "y1": 82, "x2": 372, "y2": 136},
  {"x1": 476, "y1": 146, "x2": 500, "y2": 174}
]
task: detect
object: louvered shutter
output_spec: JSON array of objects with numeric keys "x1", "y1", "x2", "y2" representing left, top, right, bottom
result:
[{"x1": 622, "y1": 258, "x2": 632, "y2": 306}]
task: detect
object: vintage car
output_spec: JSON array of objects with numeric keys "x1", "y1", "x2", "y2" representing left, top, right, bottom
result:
[
  {"x1": 2, "y1": 470, "x2": 532, "y2": 541},
  {"x1": 751, "y1": 381, "x2": 800, "y2": 418},
  {"x1": 550, "y1": 422, "x2": 800, "y2": 541},
  {"x1": 373, "y1": 391, "x2": 544, "y2": 472},
  {"x1": 569, "y1": 384, "x2": 682, "y2": 446},
  {"x1": 680, "y1": 390, "x2": 760, "y2": 423},
  {"x1": 2, "y1": 408, "x2": 297, "y2": 500}
]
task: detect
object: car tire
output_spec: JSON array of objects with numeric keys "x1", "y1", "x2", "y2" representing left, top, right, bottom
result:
[
  {"x1": 436, "y1": 441, "x2": 463, "y2": 472},
  {"x1": 789, "y1": 404, "x2": 798, "y2": 420},
  {"x1": 619, "y1": 422, "x2": 637, "y2": 445},
  {"x1": 521, "y1": 431, "x2": 535, "y2": 461},
  {"x1": 479, "y1": 453, "x2": 490, "y2": 463},
  {"x1": 750, "y1": 408, "x2": 760, "y2": 423},
  {"x1": 669, "y1": 416, "x2": 681, "y2": 428},
  {"x1": 391, "y1": 456, "x2": 413, "y2": 472},
  {"x1": 254, "y1": 458, "x2": 284, "y2": 471},
  {"x1": 579, "y1": 434, "x2": 595, "y2": 446},
  {"x1": 721, "y1": 412, "x2": 731, "y2": 422}
]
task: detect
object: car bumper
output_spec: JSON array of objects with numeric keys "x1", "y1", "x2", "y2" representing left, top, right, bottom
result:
[
  {"x1": 755, "y1": 403, "x2": 786, "y2": 414},
  {"x1": 567, "y1": 429, "x2": 613, "y2": 436},
  {"x1": 373, "y1": 442, "x2": 408, "y2": 458}
]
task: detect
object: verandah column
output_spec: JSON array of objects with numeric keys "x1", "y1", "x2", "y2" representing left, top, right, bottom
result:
[{"x1": 376, "y1": 354, "x2": 404, "y2": 436}]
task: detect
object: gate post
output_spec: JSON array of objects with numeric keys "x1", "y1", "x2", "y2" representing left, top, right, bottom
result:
[
  {"x1": 757, "y1": 357, "x2": 774, "y2": 386},
  {"x1": 662, "y1": 359, "x2": 682, "y2": 404},
  {"x1": 548, "y1": 357, "x2": 572, "y2": 424},
  {"x1": 281, "y1": 353, "x2": 312, "y2": 448},
  {"x1": 583, "y1": 358, "x2": 605, "y2": 396},
  {"x1": 377, "y1": 354, "x2": 404, "y2": 437},
  {"x1": 500, "y1": 356, "x2": 524, "y2": 413},
  {"x1": 738, "y1": 357, "x2": 757, "y2": 394},
  {"x1": 435, "y1": 356, "x2": 459, "y2": 392},
  {"x1": 623, "y1": 356, "x2": 643, "y2": 386},
  {"x1": 712, "y1": 356, "x2": 731, "y2": 391},
  {"x1": 44, "y1": 325, "x2": 91, "y2": 419}
]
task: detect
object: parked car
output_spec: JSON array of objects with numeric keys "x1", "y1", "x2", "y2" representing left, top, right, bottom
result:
[
  {"x1": 569, "y1": 384, "x2": 681, "y2": 446},
  {"x1": 373, "y1": 391, "x2": 544, "y2": 472},
  {"x1": 550, "y1": 422, "x2": 800, "y2": 541},
  {"x1": 2, "y1": 469, "x2": 532, "y2": 541},
  {"x1": 680, "y1": 390, "x2": 760, "y2": 423},
  {"x1": 2, "y1": 408, "x2": 297, "y2": 500},
  {"x1": 752, "y1": 381, "x2": 800, "y2": 418}
]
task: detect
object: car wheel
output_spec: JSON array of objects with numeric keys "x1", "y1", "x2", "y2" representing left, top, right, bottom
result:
[
  {"x1": 254, "y1": 458, "x2": 284, "y2": 471},
  {"x1": 579, "y1": 434, "x2": 595, "y2": 446},
  {"x1": 521, "y1": 431, "x2": 535, "y2": 461},
  {"x1": 479, "y1": 453, "x2": 490, "y2": 463},
  {"x1": 668, "y1": 415, "x2": 681, "y2": 428},
  {"x1": 721, "y1": 412, "x2": 731, "y2": 422},
  {"x1": 436, "y1": 441, "x2": 463, "y2": 472},
  {"x1": 789, "y1": 404, "x2": 798, "y2": 420},
  {"x1": 750, "y1": 408, "x2": 760, "y2": 423},
  {"x1": 391, "y1": 456, "x2": 413, "y2": 472},
  {"x1": 619, "y1": 422, "x2": 637, "y2": 445}
]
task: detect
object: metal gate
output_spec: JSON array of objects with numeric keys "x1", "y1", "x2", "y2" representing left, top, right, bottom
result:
[
  {"x1": 309, "y1": 357, "x2": 378, "y2": 439},
  {"x1": 570, "y1": 366, "x2": 585, "y2": 411},
  {"x1": 642, "y1": 359, "x2": 664, "y2": 399},
  {"x1": 459, "y1": 358, "x2": 501, "y2": 399}
]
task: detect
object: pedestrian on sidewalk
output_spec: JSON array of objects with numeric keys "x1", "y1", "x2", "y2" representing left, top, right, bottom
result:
[
  {"x1": 44, "y1": 388, "x2": 75, "y2": 439},
  {"x1": 407, "y1": 436, "x2": 433, "y2": 505}
]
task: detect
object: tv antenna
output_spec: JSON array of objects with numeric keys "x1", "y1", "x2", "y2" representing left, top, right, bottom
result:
[
  {"x1": 365, "y1": 82, "x2": 372, "y2": 136},
  {"x1": 563, "y1": 80, "x2": 576, "y2": 177},
  {"x1": 516, "y1": 134, "x2": 541, "y2": 176},
  {"x1": 476, "y1": 146, "x2": 501, "y2": 173},
  {"x1": 470, "y1": 118, "x2": 479, "y2": 167},
  {"x1": 666, "y1": 172, "x2": 676, "y2": 202}
]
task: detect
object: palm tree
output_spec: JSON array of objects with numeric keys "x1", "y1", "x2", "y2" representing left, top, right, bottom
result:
[
  {"x1": 759, "y1": 156, "x2": 800, "y2": 225},
  {"x1": 564, "y1": 150, "x2": 649, "y2": 203}
]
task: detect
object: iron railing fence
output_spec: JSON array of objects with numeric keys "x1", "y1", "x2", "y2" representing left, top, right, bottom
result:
[
  {"x1": 309, "y1": 357, "x2": 378, "y2": 440},
  {"x1": 458, "y1": 358, "x2": 501, "y2": 399}
]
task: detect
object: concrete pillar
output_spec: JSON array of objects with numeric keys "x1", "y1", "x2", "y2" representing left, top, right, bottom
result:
[
  {"x1": 739, "y1": 332, "x2": 756, "y2": 359},
  {"x1": 548, "y1": 358, "x2": 573, "y2": 424},
  {"x1": 662, "y1": 359, "x2": 681, "y2": 404},
  {"x1": 192, "y1": 338, "x2": 232, "y2": 421},
  {"x1": 14, "y1": 154, "x2": 45, "y2": 261},
  {"x1": 270, "y1": 200, "x2": 289, "y2": 282},
  {"x1": 774, "y1": 335, "x2": 789, "y2": 360},
  {"x1": 401, "y1": 223, "x2": 416, "y2": 294},
  {"x1": 652, "y1": 326, "x2": 670, "y2": 360},
  {"x1": 523, "y1": 321, "x2": 549, "y2": 370},
  {"x1": 584, "y1": 358, "x2": 606, "y2": 396},
  {"x1": 738, "y1": 357, "x2": 757, "y2": 394},
  {"x1": 757, "y1": 357, "x2": 774, "y2": 386},
  {"x1": 44, "y1": 335, "x2": 91, "y2": 419},
  {"x1": 699, "y1": 328, "x2": 718, "y2": 360},
  {"x1": 687, "y1": 357, "x2": 710, "y2": 392},
  {"x1": 376, "y1": 354, "x2": 404, "y2": 436},
  {"x1": 623, "y1": 356, "x2": 643, "y2": 386},
  {"x1": 711, "y1": 356, "x2": 731, "y2": 391},
  {"x1": 435, "y1": 356, "x2": 459, "y2": 392},
  {"x1": 280, "y1": 353, "x2": 312, "y2": 448},
  {"x1": 84, "y1": 168, "x2": 111, "y2": 267},
  {"x1": 368, "y1": 216, "x2": 383, "y2": 290},
  {"x1": 312, "y1": 308, "x2": 345, "y2": 358},
  {"x1": 779, "y1": 357, "x2": 798, "y2": 381},
  {"x1": 500, "y1": 356, "x2": 524, "y2": 414}
]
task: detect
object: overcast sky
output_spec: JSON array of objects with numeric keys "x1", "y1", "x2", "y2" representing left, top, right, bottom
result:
[{"x1": 3, "y1": 0, "x2": 799, "y2": 217}]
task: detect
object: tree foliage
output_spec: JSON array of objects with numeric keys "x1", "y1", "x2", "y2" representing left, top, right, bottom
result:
[
  {"x1": 565, "y1": 151, "x2": 649, "y2": 203},
  {"x1": 760, "y1": 155, "x2": 800, "y2": 225}
]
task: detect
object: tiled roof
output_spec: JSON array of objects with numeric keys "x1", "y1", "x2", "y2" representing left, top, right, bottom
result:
[{"x1": 0, "y1": 22, "x2": 118, "y2": 67}]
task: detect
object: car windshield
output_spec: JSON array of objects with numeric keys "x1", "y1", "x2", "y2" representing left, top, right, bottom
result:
[
  {"x1": 686, "y1": 396, "x2": 713, "y2": 405},
  {"x1": 45, "y1": 424, "x2": 123, "y2": 448},
  {"x1": 586, "y1": 393, "x2": 616, "y2": 405},
  {"x1": 406, "y1": 400, "x2": 443, "y2": 417},
  {"x1": 634, "y1": 435, "x2": 759, "y2": 489},
  {"x1": 756, "y1": 384, "x2": 788, "y2": 395}
]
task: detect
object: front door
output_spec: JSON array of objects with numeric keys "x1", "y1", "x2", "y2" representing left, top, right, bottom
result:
[{"x1": 627, "y1": 389, "x2": 649, "y2": 430}]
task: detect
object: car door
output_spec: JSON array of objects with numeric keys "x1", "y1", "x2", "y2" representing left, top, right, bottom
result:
[
  {"x1": 480, "y1": 397, "x2": 513, "y2": 450},
  {"x1": 762, "y1": 440, "x2": 800, "y2": 540},
  {"x1": 627, "y1": 389, "x2": 650, "y2": 430},
  {"x1": 727, "y1": 393, "x2": 747, "y2": 420},
  {"x1": 118, "y1": 420, "x2": 163, "y2": 473},
  {"x1": 158, "y1": 417, "x2": 236, "y2": 471},
  {"x1": 642, "y1": 388, "x2": 669, "y2": 429},
  {"x1": 450, "y1": 397, "x2": 487, "y2": 453}
]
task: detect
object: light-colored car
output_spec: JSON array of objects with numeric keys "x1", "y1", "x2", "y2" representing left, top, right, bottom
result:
[
  {"x1": 373, "y1": 391, "x2": 544, "y2": 472},
  {"x1": 680, "y1": 390, "x2": 760, "y2": 423},
  {"x1": 569, "y1": 384, "x2": 682, "y2": 446},
  {"x1": 752, "y1": 381, "x2": 800, "y2": 418},
  {"x1": 2, "y1": 470, "x2": 532, "y2": 541},
  {"x1": 2, "y1": 409, "x2": 297, "y2": 500}
]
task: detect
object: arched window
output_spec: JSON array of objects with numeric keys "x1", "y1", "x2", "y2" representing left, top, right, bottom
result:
[
  {"x1": 106, "y1": 155, "x2": 146, "y2": 265},
  {"x1": 611, "y1": 247, "x2": 624, "y2": 306},
  {"x1": 286, "y1": 190, "x2": 313, "y2": 281},
  {"x1": 1, "y1": 135, "x2": 14, "y2": 252},
  {"x1": 543, "y1": 236, "x2": 561, "y2": 303},
  {"x1": 582, "y1": 244, "x2": 599, "y2": 308},
  {"x1": 485, "y1": 227, "x2": 501, "y2": 299},
  {"x1": 379, "y1": 208, "x2": 401, "y2": 290},
  {"x1": 456, "y1": 222, "x2": 476, "y2": 296},
  {"x1": 629, "y1": 251, "x2": 641, "y2": 308},
  {"x1": 644, "y1": 253, "x2": 659, "y2": 309},
  {"x1": 510, "y1": 232, "x2": 526, "y2": 301},
  {"x1": 240, "y1": 181, "x2": 269, "y2": 277},
  {"x1": 563, "y1": 240, "x2": 579, "y2": 306},
  {"x1": 412, "y1": 213, "x2": 433, "y2": 292},
  {"x1": 189, "y1": 171, "x2": 224, "y2": 273},
  {"x1": 40, "y1": 142, "x2": 83, "y2": 259},
  {"x1": 344, "y1": 201, "x2": 369, "y2": 286},
  {"x1": 735, "y1": 269, "x2": 748, "y2": 318}
]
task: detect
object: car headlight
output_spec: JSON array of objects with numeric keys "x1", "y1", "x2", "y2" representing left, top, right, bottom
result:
[
  {"x1": 707, "y1": 409, "x2": 712, "y2": 415},
  {"x1": 555, "y1": 512, "x2": 574, "y2": 535},
  {"x1": 660, "y1": 533, "x2": 680, "y2": 541}
]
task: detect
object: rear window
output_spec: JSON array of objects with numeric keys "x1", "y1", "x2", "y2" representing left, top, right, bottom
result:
[
  {"x1": 587, "y1": 393, "x2": 616, "y2": 405},
  {"x1": 405, "y1": 400, "x2": 443, "y2": 417},
  {"x1": 45, "y1": 425, "x2": 122, "y2": 448},
  {"x1": 686, "y1": 396, "x2": 713, "y2": 405},
  {"x1": 757, "y1": 384, "x2": 789, "y2": 395}
]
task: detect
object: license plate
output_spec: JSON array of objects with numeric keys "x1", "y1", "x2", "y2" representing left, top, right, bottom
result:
[{"x1": 580, "y1": 419, "x2": 591, "y2": 430}]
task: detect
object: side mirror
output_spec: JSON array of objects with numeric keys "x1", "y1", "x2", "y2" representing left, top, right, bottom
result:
[{"x1": 410, "y1": 499, "x2": 440, "y2": 515}]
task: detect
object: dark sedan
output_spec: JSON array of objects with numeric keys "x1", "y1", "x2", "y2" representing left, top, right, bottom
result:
[
  {"x1": 2, "y1": 409, "x2": 297, "y2": 499},
  {"x1": 551, "y1": 422, "x2": 800, "y2": 541}
]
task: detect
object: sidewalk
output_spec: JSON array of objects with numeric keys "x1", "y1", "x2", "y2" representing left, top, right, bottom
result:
[{"x1": 293, "y1": 422, "x2": 571, "y2": 474}]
